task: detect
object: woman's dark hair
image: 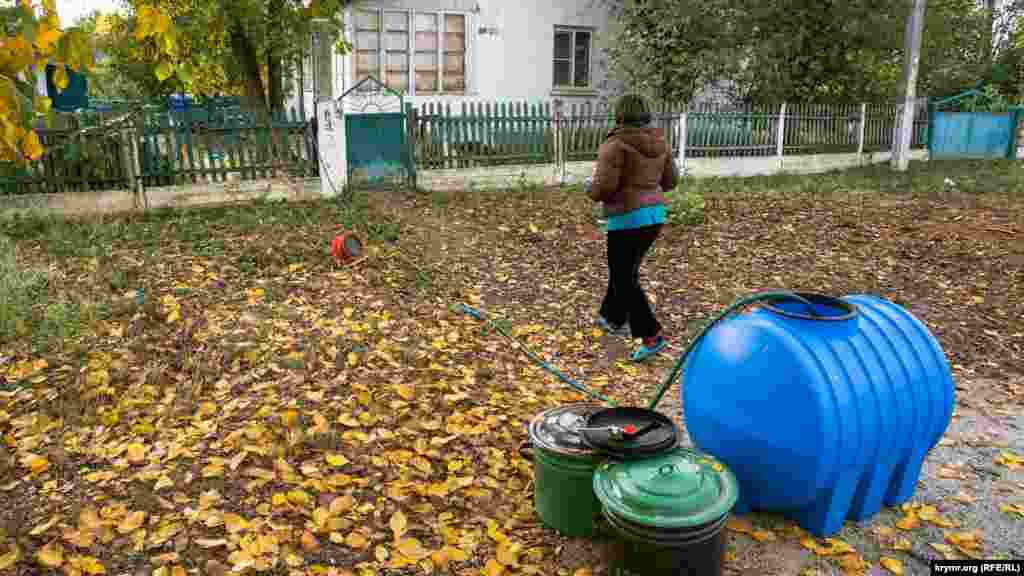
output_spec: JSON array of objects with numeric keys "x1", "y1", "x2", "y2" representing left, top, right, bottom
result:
[{"x1": 614, "y1": 94, "x2": 652, "y2": 126}]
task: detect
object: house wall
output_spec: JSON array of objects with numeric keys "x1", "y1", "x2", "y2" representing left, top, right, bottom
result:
[{"x1": 288, "y1": 0, "x2": 612, "y2": 118}]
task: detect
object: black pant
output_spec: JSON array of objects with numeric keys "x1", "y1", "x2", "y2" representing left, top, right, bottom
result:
[{"x1": 599, "y1": 224, "x2": 663, "y2": 339}]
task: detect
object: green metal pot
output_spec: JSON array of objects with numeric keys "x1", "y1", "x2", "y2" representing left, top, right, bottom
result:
[
  {"x1": 594, "y1": 447, "x2": 739, "y2": 576},
  {"x1": 521, "y1": 403, "x2": 605, "y2": 538}
]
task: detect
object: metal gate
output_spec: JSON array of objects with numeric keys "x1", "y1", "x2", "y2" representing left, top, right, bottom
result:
[
  {"x1": 928, "y1": 89, "x2": 1021, "y2": 160},
  {"x1": 339, "y1": 76, "x2": 413, "y2": 189}
]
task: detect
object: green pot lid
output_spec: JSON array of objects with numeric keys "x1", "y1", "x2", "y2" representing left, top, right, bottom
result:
[
  {"x1": 528, "y1": 402, "x2": 602, "y2": 456},
  {"x1": 593, "y1": 447, "x2": 738, "y2": 528}
]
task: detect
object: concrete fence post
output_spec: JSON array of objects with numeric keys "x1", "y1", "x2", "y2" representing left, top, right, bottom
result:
[
  {"x1": 312, "y1": 18, "x2": 345, "y2": 196},
  {"x1": 858, "y1": 103, "x2": 868, "y2": 162},
  {"x1": 553, "y1": 98, "x2": 565, "y2": 184}
]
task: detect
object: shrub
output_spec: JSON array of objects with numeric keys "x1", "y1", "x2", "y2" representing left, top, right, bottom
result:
[{"x1": 664, "y1": 186, "x2": 706, "y2": 225}]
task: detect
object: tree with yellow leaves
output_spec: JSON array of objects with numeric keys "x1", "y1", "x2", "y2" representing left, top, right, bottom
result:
[
  {"x1": 108, "y1": 0, "x2": 351, "y2": 114},
  {"x1": 0, "y1": 0, "x2": 176, "y2": 164}
]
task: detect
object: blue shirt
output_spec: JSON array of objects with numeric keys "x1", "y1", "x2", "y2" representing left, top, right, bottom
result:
[{"x1": 607, "y1": 204, "x2": 666, "y2": 231}]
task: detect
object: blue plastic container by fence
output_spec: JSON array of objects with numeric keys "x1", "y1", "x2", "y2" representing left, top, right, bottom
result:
[{"x1": 682, "y1": 293, "x2": 955, "y2": 537}]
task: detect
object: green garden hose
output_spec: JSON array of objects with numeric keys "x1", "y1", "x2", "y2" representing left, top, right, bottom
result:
[
  {"x1": 460, "y1": 290, "x2": 819, "y2": 412},
  {"x1": 645, "y1": 290, "x2": 818, "y2": 410},
  {"x1": 460, "y1": 303, "x2": 618, "y2": 406}
]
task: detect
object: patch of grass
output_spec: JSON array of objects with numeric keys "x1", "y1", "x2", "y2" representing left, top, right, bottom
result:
[
  {"x1": 0, "y1": 235, "x2": 51, "y2": 342},
  {"x1": 430, "y1": 191, "x2": 454, "y2": 207},
  {"x1": 672, "y1": 159, "x2": 1024, "y2": 201},
  {"x1": 665, "y1": 187, "x2": 707, "y2": 225},
  {"x1": 34, "y1": 300, "x2": 95, "y2": 352}
]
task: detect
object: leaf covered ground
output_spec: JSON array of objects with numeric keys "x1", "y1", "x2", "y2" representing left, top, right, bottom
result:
[{"x1": 1, "y1": 160, "x2": 1022, "y2": 575}]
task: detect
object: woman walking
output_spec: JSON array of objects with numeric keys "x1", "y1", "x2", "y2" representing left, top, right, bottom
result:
[{"x1": 585, "y1": 94, "x2": 678, "y2": 362}]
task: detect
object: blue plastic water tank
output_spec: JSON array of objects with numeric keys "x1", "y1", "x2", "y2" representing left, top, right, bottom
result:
[{"x1": 682, "y1": 293, "x2": 955, "y2": 537}]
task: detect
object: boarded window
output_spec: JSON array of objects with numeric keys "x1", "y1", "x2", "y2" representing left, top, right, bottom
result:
[{"x1": 357, "y1": 9, "x2": 468, "y2": 95}]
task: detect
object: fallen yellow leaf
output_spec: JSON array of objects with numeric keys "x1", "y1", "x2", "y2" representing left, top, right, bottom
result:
[
  {"x1": 496, "y1": 540, "x2": 520, "y2": 565},
  {"x1": 1000, "y1": 503, "x2": 1024, "y2": 518},
  {"x1": 74, "y1": 555, "x2": 107, "y2": 575},
  {"x1": 36, "y1": 541, "x2": 63, "y2": 568},
  {"x1": 995, "y1": 451, "x2": 1023, "y2": 470},
  {"x1": 389, "y1": 510, "x2": 408, "y2": 540},
  {"x1": 0, "y1": 547, "x2": 19, "y2": 570},
  {"x1": 30, "y1": 516, "x2": 59, "y2": 536},
  {"x1": 24, "y1": 454, "x2": 50, "y2": 475},
  {"x1": 395, "y1": 537, "x2": 426, "y2": 560},
  {"x1": 301, "y1": 530, "x2": 320, "y2": 552},
  {"x1": 325, "y1": 453, "x2": 349, "y2": 467},
  {"x1": 125, "y1": 443, "x2": 147, "y2": 463},
  {"x1": 483, "y1": 559, "x2": 504, "y2": 576},
  {"x1": 891, "y1": 538, "x2": 913, "y2": 551},
  {"x1": 117, "y1": 511, "x2": 146, "y2": 534},
  {"x1": 345, "y1": 532, "x2": 369, "y2": 549},
  {"x1": 895, "y1": 514, "x2": 921, "y2": 530},
  {"x1": 838, "y1": 553, "x2": 867, "y2": 573},
  {"x1": 930, "y1": 542, "x2": 956, "y2": 558},
  {"x1": 395, "y1": 384, "x2": 415, "y2": 400},
  {"x1": 880, "y1": 557, "x2": 904, "y2": 575},
  {"x1": 751, "y1": 529, "x2": 776, "y2": 542}
]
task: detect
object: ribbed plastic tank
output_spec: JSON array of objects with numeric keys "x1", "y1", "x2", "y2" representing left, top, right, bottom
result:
[{"x1": 682, "y1": 293, "x2": 955, "y2": 537}]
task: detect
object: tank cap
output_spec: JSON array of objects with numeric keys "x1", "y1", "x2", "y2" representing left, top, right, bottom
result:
[{"x1": 760, "y1": 292, "x2": 858, "y2": 321}]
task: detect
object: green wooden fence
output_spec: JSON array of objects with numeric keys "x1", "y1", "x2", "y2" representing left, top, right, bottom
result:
[
  {"x1": 414, "y1": 101, "x2": 556, "y2": 169},
  {"x1": 2, "y1": 97, "x2": 936, "y2": 197},
  {"x1": 1, "y1": 105, "x2": 316, "y2": 196},
  {"x1": 138, "y1": 108, "x2": 315, "y2": 188},
  {"x1": 413, "y1": 100, "x2": 931, "y2": 167}
]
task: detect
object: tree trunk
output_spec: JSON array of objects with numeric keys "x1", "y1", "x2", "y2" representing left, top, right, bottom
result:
[
  {"x1": 985, "y1": 0, "x2": 997, "y2": 65},
  {"x1": 229, "y1": 23, "x2": 268, "y2": 115},
  {"x1": 266, "y1": 0, "x2": 286, "y2": 113},
  {"x1": 268, "y1": 52, "x2": 284, "y2": 113}
]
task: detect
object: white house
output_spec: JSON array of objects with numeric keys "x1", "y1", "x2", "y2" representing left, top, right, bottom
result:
[{"x1": 287, "y1": 0, "x2": 616, "y2": 117}]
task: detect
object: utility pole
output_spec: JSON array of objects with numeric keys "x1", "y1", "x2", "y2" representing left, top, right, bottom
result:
[{"x1": 891, "y1": 0, "x2": 928, "y2": 172}]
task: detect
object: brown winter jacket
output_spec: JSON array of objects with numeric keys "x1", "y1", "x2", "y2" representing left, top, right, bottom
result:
[{"x1": 588, "y1": 124, "x2": 678, "y2": 217}]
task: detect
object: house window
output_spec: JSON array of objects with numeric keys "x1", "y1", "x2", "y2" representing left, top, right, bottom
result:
[
  {"x1": 553, "y1": 27, "x2": 591, "y2": 89},
  {"x1": 355, "y1": 8, "x2": 466, "y2": 95}
]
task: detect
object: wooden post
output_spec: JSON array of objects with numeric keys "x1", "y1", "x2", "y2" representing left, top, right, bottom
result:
[
  {"x1": 406, "y1": 102, "x2": 418, "y2": 189},
  {"x1": 857, "y1": 103, "x2": 868, "y2": 161},
  {"x1": 776, "y1": 102, "x2": 787, "y2": 169},
  {"x1": 120, "y1": 127, "x2": 144, "y2": 210}
]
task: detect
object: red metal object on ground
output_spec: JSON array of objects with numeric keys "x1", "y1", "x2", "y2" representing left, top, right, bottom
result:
[{"x1": 331, "y1": 230, "x2": 367, "y2": 267}]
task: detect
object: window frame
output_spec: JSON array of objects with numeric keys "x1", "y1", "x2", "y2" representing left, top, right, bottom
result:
[
  {"x1": 353, "y1": 7, "x2": 468, "y2": 96},
  {"x1": 552, "y1": 26, "x2": 594, "y2": 91}
]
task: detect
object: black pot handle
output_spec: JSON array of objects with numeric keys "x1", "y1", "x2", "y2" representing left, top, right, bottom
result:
[
  {"x1": 519, "y1": 441, "x2": 533, "y2": 462},
  {"x1": 593, "y1": 510, "x2": 612, "y2": 537}
]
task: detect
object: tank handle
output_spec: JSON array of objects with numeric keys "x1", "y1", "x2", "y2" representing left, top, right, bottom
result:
[{"x1": 760, "y1": 292, "x2": 858, "y2": 322}]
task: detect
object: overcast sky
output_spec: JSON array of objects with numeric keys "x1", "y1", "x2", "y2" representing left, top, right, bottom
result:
[{"x1": 58, "y1": 0, "x2": 121, "y2": 26}]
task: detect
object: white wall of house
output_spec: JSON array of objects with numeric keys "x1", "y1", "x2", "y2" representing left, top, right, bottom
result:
[{"x1": 287, "y1": 0, "x2": 613, "y2": 119}]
